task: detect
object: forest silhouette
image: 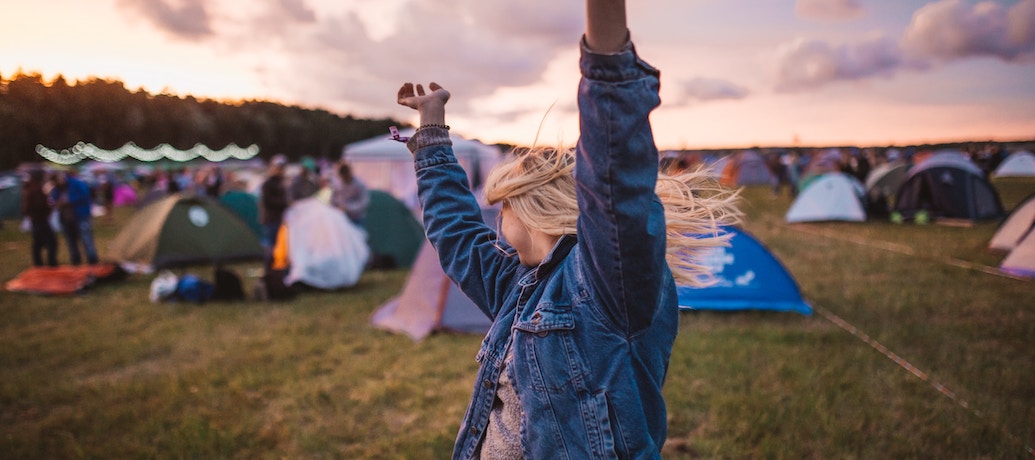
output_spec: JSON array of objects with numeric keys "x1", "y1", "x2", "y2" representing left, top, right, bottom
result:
[{"x1": 0, "y1": 72, "x2": 403, "y2": 170}]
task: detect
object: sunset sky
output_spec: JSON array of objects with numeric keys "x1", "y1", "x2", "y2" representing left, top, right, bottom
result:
[{"x1": 3, "y1": 0, "x2": 1034, "y2": 150}]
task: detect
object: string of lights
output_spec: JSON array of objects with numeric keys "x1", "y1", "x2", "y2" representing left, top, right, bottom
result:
[{"x1": 35, "y1": 142, "x2": 260, "y2": 165}]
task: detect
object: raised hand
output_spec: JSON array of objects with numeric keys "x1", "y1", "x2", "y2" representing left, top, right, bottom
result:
[{"x1": 397, "y1": 82, "x2": 450, "y2": 122}]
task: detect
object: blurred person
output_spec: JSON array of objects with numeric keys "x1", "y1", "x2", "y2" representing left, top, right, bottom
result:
[
  {"x1": 205, "y1": 165, "x2": 225, "y2": 197},
  {"x1": 51, "y1": 170, "x2": 99, "y2": 265},
  {"x1": 21, "y1": 169, "x2": 58, "y2": 267},
  {"x1": 260, "y1": 155, "x2": 290, "y2": 255},
  {"x1": 289, "y1": 164, "x2": 320, "y2": 201},
  {"x1": 330, "y1": 162, "x2": 370, "y2": 227}
]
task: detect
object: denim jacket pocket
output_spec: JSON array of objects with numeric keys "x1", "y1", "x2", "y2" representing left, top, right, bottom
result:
[
  {"x1": 514, "y1": 307, "x2": 586, "y2": 393},
  {"x1": 513, "y1": 307, "x2": 575, "y2": 336}
]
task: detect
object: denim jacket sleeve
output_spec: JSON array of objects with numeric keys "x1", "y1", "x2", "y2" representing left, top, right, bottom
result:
[
  {"x1": 575, "y1": 39, "x2": 668, "y2": 334},
  {"x1": 409, "y1": 132, "x2": 522, "y2": 319}
]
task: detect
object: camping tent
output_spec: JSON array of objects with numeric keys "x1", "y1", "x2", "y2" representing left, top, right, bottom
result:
[
  {"x1": 785, "y1": 173, "x2": 867, "y2": 223},
  {"x1": 279, "y1": 198, "x2": 370, "y2": 290},
  {"x1": 365, "y1": 190, "x2": 425, "y2": 269},
  {"x1": 678, "y1": 227, "x2": 812, "y2": 315},
  {"x1": 993, "y1": 150, "x2": 1035, "y2": 178},
  {"x1": 798, "y1": 148, "x2": 845, "y2": 190},
  {"x1": 865, "y1": 161, "x2": 909, "y2": 203},
  {"x1": 0, "y1": 173, "x2": 22, "y2": 221},
  {"x1": 112, "y1": 183, "x2": 138, "y2": 207},
  {"x1": 370, "y1": 241, "x2": 493, "y2": 340},
  {"x1": 343, "y1": 128, "x2": 502, "y2": 209},
  {"x1": 893, "y1": 154, "x2": 1004, "y2": 222},
  {"x1": 720, "y1": 150, "x2": 775, "y2": 187},
  {"x1": 1000, "y1": 229, "x2": 1035, "y2": 278},
  {"x1": 863, "y1": 161, "x2": 910, "y2": 218},
  {"x1": 989, "y1": 194, "x2": 1035, "y2": 252},
  {"x1": 370, "y1": 206, "x2": 499, "y2": 340},
  {"x1": 108, "y1": 194, "x2": 265, "y2": 271},
  {"x1": 218, "y1": 189, "x2": 262, "y2": 237}
]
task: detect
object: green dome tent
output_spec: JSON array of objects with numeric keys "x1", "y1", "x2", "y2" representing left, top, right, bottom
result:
[
  {"x1": 364, "y1": 190, "x2": 425, "y2": 269},
  {"x1": 108, "y1": 194, "x2": 264, "y2": 270}
]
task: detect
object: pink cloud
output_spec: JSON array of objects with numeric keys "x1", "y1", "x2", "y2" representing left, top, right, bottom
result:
[
  {"x1": 679, "y1": 77, "x2": 750, "y2": 103},
  {"x1": 117, "y1": 0, "x2": 213, "y2": 39},
  {"x1": 901, "y1": 0, "x2": 1035, "y2": 62},
  {"x1": 795, "y1": 0, "x2": 865, "y2": 21},
  {"x1": 774, "y1": 34, "x2": 903, "y2": 91}
]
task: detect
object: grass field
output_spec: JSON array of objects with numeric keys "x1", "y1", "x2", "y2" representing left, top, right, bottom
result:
[{"x1": 1, "y1": 178, "x2": 1032, "y2": 459}]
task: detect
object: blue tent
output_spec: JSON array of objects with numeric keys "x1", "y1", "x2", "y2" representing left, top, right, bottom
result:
[{"x1": 678, "y1": 227, "x2": 812, "y2": 315}]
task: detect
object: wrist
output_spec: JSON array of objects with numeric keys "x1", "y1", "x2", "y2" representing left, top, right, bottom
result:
[{"x1": 418, "y1": 105, "x2": 446, "y2": 127}]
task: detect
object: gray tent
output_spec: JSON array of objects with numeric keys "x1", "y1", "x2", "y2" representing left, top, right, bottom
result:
[
  {"x1": 720, "y1": 150, "x2": 775, "y2": 186},
  {"x1": 865, "y1": 161, "x2": 909, "y2": 203}
]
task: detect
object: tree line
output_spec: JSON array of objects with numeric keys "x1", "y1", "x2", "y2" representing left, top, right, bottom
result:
[{"x1": 0, "y1": 72, "x2": 404, "y2": 171}]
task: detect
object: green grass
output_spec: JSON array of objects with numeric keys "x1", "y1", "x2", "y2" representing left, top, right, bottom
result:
[{"x1": 1, "y1": 178, "x2": 1033, "y2": 459}]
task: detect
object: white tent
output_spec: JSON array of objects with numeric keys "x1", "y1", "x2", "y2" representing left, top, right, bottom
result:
[
  {"x1": 281, "y1": 198, "x2": 370, "y2": 289},
  {"x1": 343, "y1": 128, "x2": 503, "y2": 209},
  {"x1": 993, "y1": 150, "x2": 1035, "y2": 178},
  {"x1": 785, "y1": 173, "x2": 867, "y2": 223},
  {"x1": 989, "y1": 194, "x2": 1035, "y2": 252},
  {"x1": 1001, "y1": 229, "x2": 1035, "y2": 278}
]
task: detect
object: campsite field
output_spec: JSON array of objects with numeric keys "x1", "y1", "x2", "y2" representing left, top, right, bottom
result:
[{"x1": 1, "y1": 178, "x2": 1033, "y2": 459}]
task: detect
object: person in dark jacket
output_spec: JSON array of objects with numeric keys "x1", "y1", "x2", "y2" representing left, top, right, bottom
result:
[{"x1": 22, "y1": 169, "x2": 58, "y2": 267}]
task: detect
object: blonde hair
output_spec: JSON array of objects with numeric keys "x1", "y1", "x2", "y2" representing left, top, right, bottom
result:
[{"x1": 483, "y1": 146, "x2": 741, "y2": 287}]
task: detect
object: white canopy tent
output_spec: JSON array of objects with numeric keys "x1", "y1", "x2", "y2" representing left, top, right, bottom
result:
[{"x1": 342, "y1": 128, "x2": 503, "y2": 209}]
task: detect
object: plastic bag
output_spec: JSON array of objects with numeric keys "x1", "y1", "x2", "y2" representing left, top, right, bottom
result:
[{"x1": 150, "y1": 270, "x2": 179, "y2": 303}]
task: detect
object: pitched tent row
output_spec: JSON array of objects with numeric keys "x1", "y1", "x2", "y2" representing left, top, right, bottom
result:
[
  {"x1": 373, "y1": 221, "x2": 813, "y2": 341},
  {"x1": 785, "y1": 150, "x2": 1005, "y2": 224}
]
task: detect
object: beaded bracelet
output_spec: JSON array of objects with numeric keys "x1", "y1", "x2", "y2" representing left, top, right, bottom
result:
[{"x1": 417, "y1": 123, "x2": 450, "y2": 131}]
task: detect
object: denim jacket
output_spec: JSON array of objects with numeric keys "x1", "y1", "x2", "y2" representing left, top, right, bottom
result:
[{"x1": 408, "y1": 39, "x2": 675, "y2": 460}]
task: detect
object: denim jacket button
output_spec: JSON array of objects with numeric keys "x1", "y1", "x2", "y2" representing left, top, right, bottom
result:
[
  {"x1": 470, "y1": 427, "x2": 478, "y2": 435},
  {"x1": 537, "y1": 331, "x2": 549, "y2": 338},
  {"x1": 483, "y1": 379, "x2": 493, "y2": 389}
]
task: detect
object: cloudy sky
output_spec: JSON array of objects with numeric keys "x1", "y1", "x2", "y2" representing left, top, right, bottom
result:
[{"x1": 3, "y1": 0, "x2": 1034, "y2": 150}]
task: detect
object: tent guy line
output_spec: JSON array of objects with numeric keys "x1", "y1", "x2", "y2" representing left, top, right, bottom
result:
[
  {"x1": 779, "y1": 223, "x2": 1030, "y2": 282},
  {"x1": 812, "y1": 304, "x2": 1034, "y2": 456}
]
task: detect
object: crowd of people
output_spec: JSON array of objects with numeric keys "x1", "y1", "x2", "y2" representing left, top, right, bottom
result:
[
  {"x1": 18, "y1": 155, "x2": 370, "y2": 271},
  {"x1": 20, "y1": 168, "x2": 100, "y2": 267}
]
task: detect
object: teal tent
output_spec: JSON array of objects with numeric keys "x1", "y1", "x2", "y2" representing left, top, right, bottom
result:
[
  {"x1": 219, "y1": 190, "x2": 262, "y2": 237},
  {"x1": 0, "y1": 174, "x2": 22, "y2": 221}
]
